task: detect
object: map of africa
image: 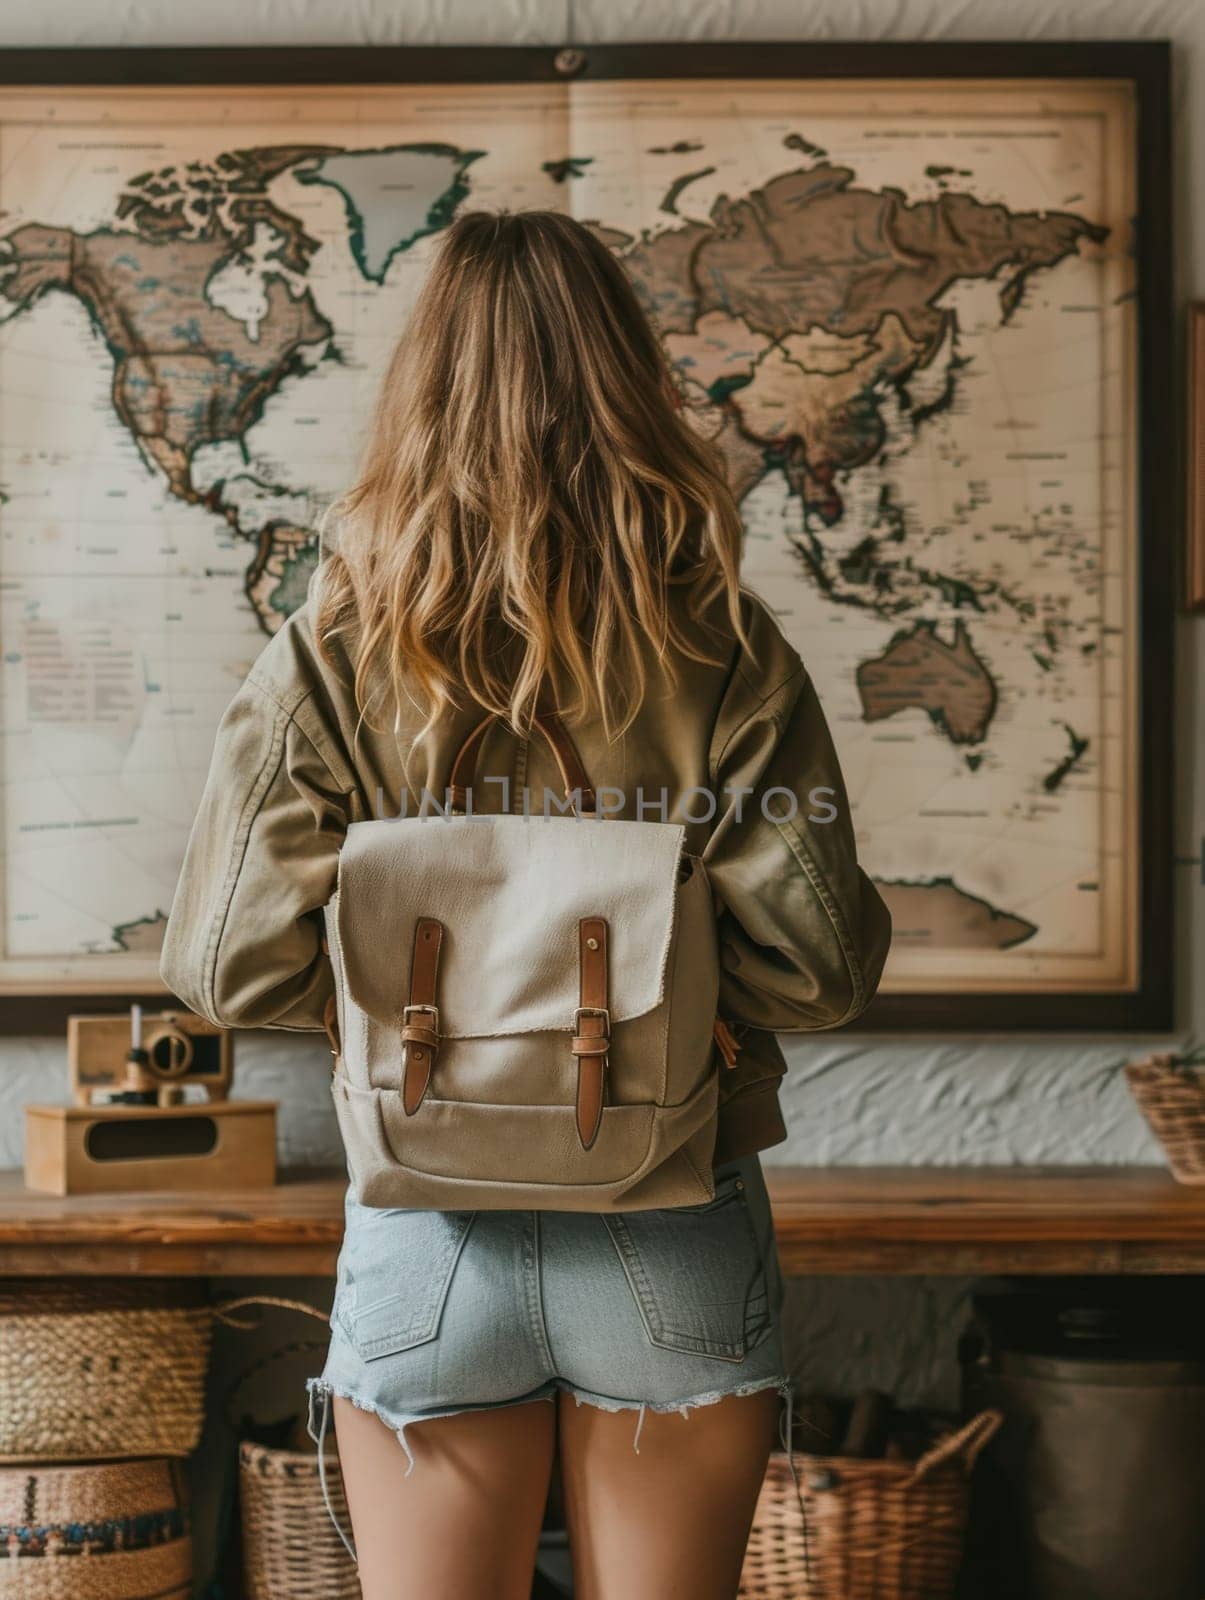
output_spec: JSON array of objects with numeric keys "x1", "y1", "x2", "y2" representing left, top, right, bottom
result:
[{"x1": 0, "y1": 77, "x2": 1139, "y2": 996}]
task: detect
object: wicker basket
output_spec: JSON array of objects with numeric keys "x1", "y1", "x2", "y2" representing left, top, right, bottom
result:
[
  {"x1": 240, "y1": 1441, "x2": 360, "y2": 1600},
  {"x1": 0, "y1": 1457, "x2": 191, "y2": 1598},
  {"x1": 739, "y1": 1410, "x2": 1002, "y2": 1600},
  {"x1": 0, "y1": 1280, "x2": 211, "y2": 1462},
  {"x1": 1125, "y1": 1054, "x2": 1205, "y2": 1184}
]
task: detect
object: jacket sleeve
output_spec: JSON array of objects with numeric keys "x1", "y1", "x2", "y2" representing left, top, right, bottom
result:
[
  {"x1": 702, "y1": 658, "x2": 892, "y2": 1032},
  {"x1": 159, "y1": 675, "x2": 353, "y2": 1031}
]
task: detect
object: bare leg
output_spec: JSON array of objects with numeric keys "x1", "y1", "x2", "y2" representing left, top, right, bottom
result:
[
  {"x1": 333, "y1": 1395, "x2": 556, "y2": 1600},
  {"x1": 558, "y1": 1387, "x2": 779, "y2": 1600}
]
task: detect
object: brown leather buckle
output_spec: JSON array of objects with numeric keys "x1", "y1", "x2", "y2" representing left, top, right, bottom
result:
[
  {"x1": 402, "y1": 1002, "x2": 440, "y2": 1033},
  {"x1": 574, "y1": 1005, "x2": 610, "y2": 1034},
  {"x1": 572, "y1": 1007, "x2": 610, "y2": 1060}
]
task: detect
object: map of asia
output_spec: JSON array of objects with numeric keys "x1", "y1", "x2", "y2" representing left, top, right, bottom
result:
[{"x1": 0, "y1": 77, "x2": 1139, "y2": 997}]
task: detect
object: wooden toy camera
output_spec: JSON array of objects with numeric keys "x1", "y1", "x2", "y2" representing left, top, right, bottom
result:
[{"x1": 67, "y1": 1009, "x2": 232, "y2": 1106}]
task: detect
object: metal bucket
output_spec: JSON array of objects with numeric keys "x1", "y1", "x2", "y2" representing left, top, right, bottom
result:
[{"x1": 962, "y1": 1300, "x2": 1205, "y2": 1600}]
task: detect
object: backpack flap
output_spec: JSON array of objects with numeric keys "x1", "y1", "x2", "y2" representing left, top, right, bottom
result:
[{"x1": 329, "y1": 812, "x2": 687, "y2": 1046}]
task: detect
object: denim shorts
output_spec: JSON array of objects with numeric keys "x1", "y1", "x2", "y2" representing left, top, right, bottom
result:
[{"x1": 308, "y1": 1154, "x2": 791, "y2": 1476}]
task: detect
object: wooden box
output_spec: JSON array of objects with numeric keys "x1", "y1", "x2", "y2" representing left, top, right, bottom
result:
[{"x1": 24, "y1": 1102, "x2": 277, "y2": 1196}]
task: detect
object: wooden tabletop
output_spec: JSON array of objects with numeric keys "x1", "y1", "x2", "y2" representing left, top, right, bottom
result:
[
  {"x1": 765, "y1": 1165, "x2": 1205, "y2": 1275},
  {"x1": 2, "y1": 1165, "x2": 1204, "y2": 1277}
]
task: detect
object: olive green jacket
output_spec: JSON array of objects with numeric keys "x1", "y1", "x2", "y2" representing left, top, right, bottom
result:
[{"x1": 160, "y1": 586, "x2": 891, "y2": 1163}]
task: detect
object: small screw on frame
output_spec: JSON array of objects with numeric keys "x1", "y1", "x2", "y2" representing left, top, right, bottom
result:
[{"x1": 554, "y1": 48, "x2": 587, "y2": 76}]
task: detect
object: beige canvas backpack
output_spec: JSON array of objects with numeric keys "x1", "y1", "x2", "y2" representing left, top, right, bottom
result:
[{"x1": 322, "y1": 708, "x2": 724, "y2": 1210}]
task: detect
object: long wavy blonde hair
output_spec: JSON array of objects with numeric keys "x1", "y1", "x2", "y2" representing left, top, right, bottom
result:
[{"x1": 316, "y1": 208, "x2": 746, "y2": 739}]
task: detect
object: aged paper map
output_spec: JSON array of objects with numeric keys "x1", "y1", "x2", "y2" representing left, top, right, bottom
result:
[{"x1": 0, "y1": 77, "x2": 1138, "y2": 993}]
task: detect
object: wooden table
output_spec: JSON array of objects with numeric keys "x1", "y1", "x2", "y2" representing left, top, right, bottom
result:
[{"x1": 3, "y1": 1165, "x2": 1205, "y2": 1277}]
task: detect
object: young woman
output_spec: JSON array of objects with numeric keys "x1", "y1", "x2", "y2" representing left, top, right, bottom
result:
[{"x1": 162, "y1": 210, "x2": 890, "y2": 1600}]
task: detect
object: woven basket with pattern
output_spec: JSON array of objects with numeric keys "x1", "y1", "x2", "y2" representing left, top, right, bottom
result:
[
  {"x1": 739, "y1": 1410, "x2": 1001, "y2": 1600},
  {"x1": 239, "y1": 1441, "x2": 360, "y2": 1600},
  {"x1": 1125, "y1": 1054, "x2": 1205, "y2": 1184},
  {"x1": 0, "y1": 1280, "x2": 210, "y2": 1462},
  {"x1": 0, "y1": 1457, "x2": 191, "y2": 1598}
]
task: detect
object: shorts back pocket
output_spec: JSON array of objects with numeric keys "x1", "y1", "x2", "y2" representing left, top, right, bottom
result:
[
  {"x1": 336, "y1": 1206, "x2": 475, "y2": 1361},
  {"x1": 602, "y1": 1174, "x2": 770, "y2": 1361}
]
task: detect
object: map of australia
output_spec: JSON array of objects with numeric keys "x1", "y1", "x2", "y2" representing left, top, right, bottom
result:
[{"x1": 0, "y1": 78, "x2": 1138, "y2": 994}]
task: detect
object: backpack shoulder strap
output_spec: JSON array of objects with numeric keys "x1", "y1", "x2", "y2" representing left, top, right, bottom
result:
[{"x1": 448, "y1": 706, "x2": 597, "y2": 815}]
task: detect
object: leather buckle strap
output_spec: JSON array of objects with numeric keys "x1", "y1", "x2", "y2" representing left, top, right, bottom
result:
[
  {"x1": 572, "y1": 1007, "x2": 610, "y2": 1055},
  {"x1": 574, "y1": 918, "x2": 609, "y2": 1149},
  {"x1": 401, "y1": 919, "x2": 444, "y2": 1115}
]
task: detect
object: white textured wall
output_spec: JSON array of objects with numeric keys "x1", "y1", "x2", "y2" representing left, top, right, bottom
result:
[{"x1": 1, "y1": 0, "x2": 1202, "y2": 1423}]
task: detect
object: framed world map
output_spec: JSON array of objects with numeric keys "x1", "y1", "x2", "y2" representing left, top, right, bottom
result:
[{"x1": 0, "y1": 43, "x2": 1174, "y2": 1030}]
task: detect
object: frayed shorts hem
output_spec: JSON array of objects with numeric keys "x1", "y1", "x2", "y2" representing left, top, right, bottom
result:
[{"x1": 307, "y1": 1372, "x2": 793, "y2": 1472}]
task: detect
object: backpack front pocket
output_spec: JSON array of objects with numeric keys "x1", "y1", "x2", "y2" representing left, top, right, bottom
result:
[
  {"x1": 335, "y1": 1206, "x2": 475, "y2": 1361},
  {"x1": 601, "y1": 1173, "x2": 771, "y2": 1361}
]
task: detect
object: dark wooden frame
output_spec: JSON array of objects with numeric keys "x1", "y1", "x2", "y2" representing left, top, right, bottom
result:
[
  {"x1": 1187, "y1": 305, "x2": 1205, "y2": 610},
  {"x1": 0, "y1": 41, "x2": 1175, "y2": 1033}
]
